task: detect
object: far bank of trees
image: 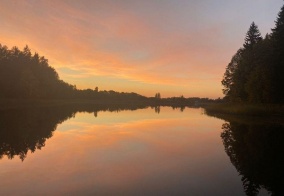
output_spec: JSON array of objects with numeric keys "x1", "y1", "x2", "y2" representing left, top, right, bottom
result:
[
  {"x1": 0, "y1": 45, "x2": 76, "y2": 99},
  {"x1": 0, "y1": 44, "x2": 146, "y2": 101},
  {"x1": 222, "y1": 3, "x2": 284, "y2": 104},
  {"x1": 0, "y1": 44, "x2": 217, "y2": 105}
]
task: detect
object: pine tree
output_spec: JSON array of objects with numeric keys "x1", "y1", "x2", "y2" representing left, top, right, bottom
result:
[
  {"x1": 238, "y1": 22, "x2": 262, "y2": 101},
  {"x1": 243, "y1": 22, "x2": 262, "y2": 49},
  {"x1": 222, "y1": 23, "x2": 262, "y2": 102}
]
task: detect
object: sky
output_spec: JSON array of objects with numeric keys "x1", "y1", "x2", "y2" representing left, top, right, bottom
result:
[{"x1": 0, "y1": 0, "x2": 283, "y2": 98}]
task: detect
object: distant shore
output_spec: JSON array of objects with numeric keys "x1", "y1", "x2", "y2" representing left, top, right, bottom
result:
[
  {"x1": 2, "y1": 99, "x2": 284, "y2": 119},
  {"x1": 0, "y1": 98, "x2": 197, "y2": 110},
  {"x1": 202, "y1": 103, "x2": 284, "y2": 117}
]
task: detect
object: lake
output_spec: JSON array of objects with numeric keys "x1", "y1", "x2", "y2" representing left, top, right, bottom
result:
[{"x1": 0, "y1": 105, "x2": 282, "y2": 195}]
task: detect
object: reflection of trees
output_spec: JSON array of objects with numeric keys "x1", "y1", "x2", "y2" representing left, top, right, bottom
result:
[
  {"x1": 0, "y1": 103, "x2": 195, "y2": 161},
  {"x1": 221, "y1": 121, "x2": 284, "y2": 196},
  {"x1": 0, "y1": 107, "x2": 76, "y2": 161},
  {"x1": 0, "y1": 103, "x2": 156, "y2": 161},
  {"x1": 154, "y1": 106, "x2": 160, "y2": 114},
  {"x1": 180, "y1": 106, "x2": 185, "y2": 112}
]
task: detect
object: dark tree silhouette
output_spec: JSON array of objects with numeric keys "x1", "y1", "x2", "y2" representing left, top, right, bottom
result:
[
  {"x1": 271, "y1": 4, "x2": 284, "y2": 103},
  {"x1": 155, "y1": 93, "x2": 161, "y2": 99},
  {"x1": 221, "y1": 121, "x2": 284, "y2": 196},
  {"x1": 0, "y1": 44, "x2": 76, "y2": 99},
  {"x1": 222, "y1": 3, "x2": 284, "y2": 103},
  {"x1": 222, "y1": 22, "x2": 263, "y2": 102},
  {"x1": 243, "y1": 22, "x2": 262, "y2": 49},
  {"x1": 0, "y1": 44, "x2": 148, "y2": 101},
  {"x1": 222, "y1": 49, "x2": 243, "y2": 101},
  {"x1": 245, "y1": 35, "x2": 274, "y2": 102}
]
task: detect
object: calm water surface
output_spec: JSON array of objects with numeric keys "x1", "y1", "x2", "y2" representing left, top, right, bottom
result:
[{"x1": 0, "y1": 106, "x2": 281, "y2": 195}]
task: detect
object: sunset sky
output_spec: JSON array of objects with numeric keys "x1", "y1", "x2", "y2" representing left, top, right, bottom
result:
[{"x1": 0, "y1": 0, "x2": 283, "y2": 98}]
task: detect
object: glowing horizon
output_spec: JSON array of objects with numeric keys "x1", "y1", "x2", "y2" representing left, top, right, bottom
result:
[{"x1": 0, "y1": 0, "x2": 282, "y2": 98}]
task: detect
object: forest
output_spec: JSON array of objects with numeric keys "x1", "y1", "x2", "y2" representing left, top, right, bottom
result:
[
  {"x1": 0, "y1": 44, "x2": 147, "y2": 101},
  {"x1": 0, "y1": 44, "x2": 217, "y2": 106},
  {"x1": 222, "y1": 4, "x2": 284, "y2": 104}
]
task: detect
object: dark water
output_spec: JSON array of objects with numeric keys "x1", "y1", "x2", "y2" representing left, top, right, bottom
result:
[{"x1": 0, "y1": 105, "x2": 283, "y2": 195}]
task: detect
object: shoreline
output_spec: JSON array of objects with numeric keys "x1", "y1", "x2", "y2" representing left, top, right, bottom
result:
[
  {"x1": 202, "y1": 103, "x2": 284, "y2": 117},
  {"x1": 0, "y1": 98, "x2": 196, "y2": 110}
]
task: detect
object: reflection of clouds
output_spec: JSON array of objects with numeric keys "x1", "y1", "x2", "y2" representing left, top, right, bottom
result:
[{"x1": 0, "y1": 108, "x2": 242, "y2": 195}]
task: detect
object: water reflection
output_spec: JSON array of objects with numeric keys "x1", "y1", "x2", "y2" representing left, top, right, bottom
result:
[
  {"x1": 5, "y1": 104, "x2": 282, "y2": 195},
  {"x1": 220, "y1": 119, "x2": 284, "y2": 195},
  {"x1": 0, "y1": 106, "x2": 244, "y2": 195},
  {"x1": 0, "y1": 104, "x2": 187, "y2": 161},
  {"x1": 0, "y1": 107, "x2": 75, "y2": 161},
  {"x1": 154, "y1": 106, "x2": 160, "y2": 113}
]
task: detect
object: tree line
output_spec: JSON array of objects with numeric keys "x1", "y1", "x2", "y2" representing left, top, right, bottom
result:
[
  {"x1": 0, "y1": 44, "x2": 219, "y2": 105},
  {"x1": 222, "y1": 3, "x2": 284, "y2": 103},
  {"x1": 0, "y1": 44, "x2": 146, "y2": 101}
]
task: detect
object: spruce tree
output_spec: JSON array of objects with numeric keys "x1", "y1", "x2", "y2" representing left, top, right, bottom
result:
[
  {"x1": 243, "y1": 22, "x2": 262, "y2": 49},
  {"x1": 222, "y1": 23, "x2": 263, "y2": 102},
  {"x1": 237, "y1": 22, "x2": 262, "y2": 102}
]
